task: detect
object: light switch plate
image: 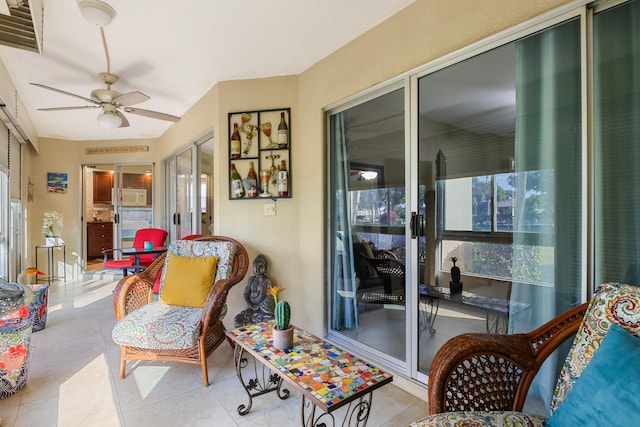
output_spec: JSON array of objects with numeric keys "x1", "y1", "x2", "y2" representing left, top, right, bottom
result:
[{"x1": 264, "y1": 202, "x2": 276, "y2": 216}]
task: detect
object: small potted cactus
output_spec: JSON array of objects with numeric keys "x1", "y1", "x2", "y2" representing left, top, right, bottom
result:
[{"x1": 267, "y1": 285, "x2": 293, "y2": 349}]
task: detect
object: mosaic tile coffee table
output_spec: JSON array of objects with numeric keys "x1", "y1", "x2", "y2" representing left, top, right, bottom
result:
[{"x1": 227, "y1": 323, "x2": 393, "y2": 426}]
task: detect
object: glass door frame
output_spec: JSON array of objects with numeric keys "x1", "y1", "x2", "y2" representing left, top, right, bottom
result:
[
  {"x1": 113, "y1": 163, "x2": 155, "y2": 251},
  {"x1": 163, "y1": 132, "x2": 214, "y2": 241},
  {"x1": 325, "y1": 5, "x2": 587, "y2": 385},
  {"x1": 325, "y1": 78, "x2": 417, "y2": 379}
]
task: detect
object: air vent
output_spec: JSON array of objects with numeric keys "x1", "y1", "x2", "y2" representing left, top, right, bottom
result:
[{"x1": 0, "y1": 0, "x2": 42, "y2": 53}]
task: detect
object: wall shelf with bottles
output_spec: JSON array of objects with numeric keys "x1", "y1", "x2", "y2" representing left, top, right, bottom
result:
[{"x1": 228, "y1": 108, "x2": 291, "y2": 200}]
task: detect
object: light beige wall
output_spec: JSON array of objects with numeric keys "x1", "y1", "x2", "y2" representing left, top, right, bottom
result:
[{"x1": 24, "y1": 0, "x2": 572, "y2": 337}]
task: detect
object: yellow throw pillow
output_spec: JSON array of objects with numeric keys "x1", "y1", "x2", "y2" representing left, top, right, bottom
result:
[{"x1": 159, "y1": 254, "x2": 218, "y2": 308}]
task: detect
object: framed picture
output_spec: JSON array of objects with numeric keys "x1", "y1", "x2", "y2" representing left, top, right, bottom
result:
[
  {"x1": 228, "y1": 108, "x2": 291, "y2": 200},
  {"x1": 47, "y1": 172, "x2": 68, "y2": 194}
]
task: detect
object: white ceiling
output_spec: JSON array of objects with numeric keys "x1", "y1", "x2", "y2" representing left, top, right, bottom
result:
[{"x1": 0, "y1": 0, "x2": 413, "y2": 141}]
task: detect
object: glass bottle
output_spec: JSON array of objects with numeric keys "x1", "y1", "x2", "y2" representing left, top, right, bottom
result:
[
  {"x1": 230, "y1": 163, "x2": 245, "y2": 198},
  {"x1": 277, "y1": 112, "x2": 288, "y2": 148},
  {"x1": 277, "y1": 160, "x2": 288, "y2": 197},
  {"x1": 246, "y1": 161, "x2": 258, "y2": 197},
  {"x1": 231, "y1": 123, "x2": 241, "y2": 159}
]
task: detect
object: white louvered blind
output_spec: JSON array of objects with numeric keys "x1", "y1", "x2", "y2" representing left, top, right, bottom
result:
[
  {"x1": 9, "y1": 134, "x2": 20, "y2": 199},
  {"x1": 0, "y1": 123, "x2": 8, "y2": 173}
]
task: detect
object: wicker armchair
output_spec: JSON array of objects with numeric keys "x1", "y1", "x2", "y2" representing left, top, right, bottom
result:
[
  {"x1": 111, "y1": 236, "x2": 248, "y2": 386},
  {"x1": 410, "y1": 283, "x2": 640, "y2": 426},
  {"x1": 354, "y1": 242, "x2": 405, "y2": 304}
]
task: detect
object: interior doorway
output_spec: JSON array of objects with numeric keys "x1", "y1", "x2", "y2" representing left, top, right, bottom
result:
[{"x1": 83, "y1": 163, "x2": 154, "y2": 270}]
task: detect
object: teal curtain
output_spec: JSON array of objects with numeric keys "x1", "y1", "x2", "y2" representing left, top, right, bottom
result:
[
  {"x1": 330, "y1": 113, "x2": 359, "y2": 330},
  {"x1": 594, "y1": 0, "x2": 640, "y2": 286},
  {"x1": 511, "y1": 18, "x2": 582, "y2": 413}
]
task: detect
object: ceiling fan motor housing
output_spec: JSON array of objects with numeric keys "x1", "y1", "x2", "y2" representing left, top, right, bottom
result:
[{"x1": 91, "y1": 88, "x2": 121, "y2": 103}]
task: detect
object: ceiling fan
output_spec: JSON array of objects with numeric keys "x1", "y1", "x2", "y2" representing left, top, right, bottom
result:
[{"x1": 31, "y1": 27, "x2": 180, "y2": 129}]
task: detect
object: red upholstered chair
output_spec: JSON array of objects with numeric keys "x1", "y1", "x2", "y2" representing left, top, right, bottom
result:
[
  {"x1": 151, "y1": 234, "x2": 205, "y2": 293},
  {"x1": 103, "y1": 228, "x2": 168, "y2": 276}
]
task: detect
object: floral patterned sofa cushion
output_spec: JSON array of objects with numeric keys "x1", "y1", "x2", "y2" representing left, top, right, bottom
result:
[
  {"x1": 550, "y1": 282, "x2": 640, "y2": 411},
  {"x1": 409, "y1": 411, "x2": 545, "y2": 427},
  {"x1": 112, "y1": 303, "x2": 203, "y2": 349}
]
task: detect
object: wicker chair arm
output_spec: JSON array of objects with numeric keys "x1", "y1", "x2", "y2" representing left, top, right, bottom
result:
[
  {"x1": 428, "y1": 301, "x2": 588, "y2": 415},
  {"x1": 112, "y1": 253, "x2": 167, "y2": 320}
]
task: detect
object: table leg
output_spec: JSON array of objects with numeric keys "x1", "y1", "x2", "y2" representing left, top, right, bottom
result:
[
  {"x1": 47, "y1": 247, "x2": 53, "y2": 286},
  {"x1": 418, "y1": 296, "x2": 439, "y2": 335},
  {"x1": 301, "y1": 392, "x2": 373, "y2": 427},
  {"x1": 233, "y1": 344, "x2": 289, "y2": 416},
  {"x1": 62, "y1": 245, "x2": 66, "y2": 283},
  {"x1": 485, "y1": 312, "x2": 508, "y2": 334}
]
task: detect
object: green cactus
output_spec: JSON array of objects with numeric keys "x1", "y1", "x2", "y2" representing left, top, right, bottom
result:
[{"x1": 274, "y1": 300, "x2": 290, "y2": 330}]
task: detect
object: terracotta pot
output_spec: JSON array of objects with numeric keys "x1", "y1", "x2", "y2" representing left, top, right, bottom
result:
[{"x1": 272, "y1": 325, "x2": 294, "y2": 350}]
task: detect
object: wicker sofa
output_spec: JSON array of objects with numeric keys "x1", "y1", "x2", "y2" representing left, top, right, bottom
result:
[{"x1": 410, "y1": 282, "x2": 640, "y2": 426}]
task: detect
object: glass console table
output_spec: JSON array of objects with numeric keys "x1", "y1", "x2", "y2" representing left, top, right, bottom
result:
[{"x1": 35, "y1": 244, "x2": 66, "y2": 285}]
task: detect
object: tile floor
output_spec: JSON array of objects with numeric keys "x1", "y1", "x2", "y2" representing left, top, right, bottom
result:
[{"x1": 0, "y1": 273, "x2": 429, "y2": 427}]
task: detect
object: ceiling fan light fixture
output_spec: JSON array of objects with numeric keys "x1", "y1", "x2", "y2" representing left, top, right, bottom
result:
[
  {"x1": 97, "y1": 111, "x2": 122, "y2": 129},
  {"x1": 77, "y1": 0, "x2": 116, "y2": 27}
]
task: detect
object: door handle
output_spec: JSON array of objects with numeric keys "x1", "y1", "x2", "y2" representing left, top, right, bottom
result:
[{"x1": 410, "y1": 212, "x2": 418, "y2": 239}]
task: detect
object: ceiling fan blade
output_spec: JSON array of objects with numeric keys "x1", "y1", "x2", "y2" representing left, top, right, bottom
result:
[
  {"x1": 37, "y1": 106, "x2": 99, "y2": 111},
  {"x1": 112, "y1": 91, "x2": 150, "y2": 107},
  {"x1": 124, "y1": 107, "x2": 180, "y2": 123},
  {"x1": 30, "y1": 83, "x2": 98, "y2": 105},
  {"x1": 116, "y1": 110, "x2": 130, "y2": 128}
]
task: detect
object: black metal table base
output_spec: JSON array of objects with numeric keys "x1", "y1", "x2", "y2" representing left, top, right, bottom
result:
[
  {"x1": 419, "y1": 297, "x2": 439, "y2": 335},
  {"x1": 302, "y1": 393, "x2": 372, "y2": 427},
  {"x1": 486, "y1": 312, "x2": 508, "y2": 334},
  {"x1": 234, "y1": 345, "x2": 374, "y2": 426},
  {"x1": 234, "y1": 345, "x2": 289, "y2": 416}
]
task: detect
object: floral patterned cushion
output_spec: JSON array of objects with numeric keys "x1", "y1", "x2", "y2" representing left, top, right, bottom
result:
[
  {"x1": 112, "y1": 302, "x2": 203, "y2": 349},
  {"x1": 0, "y1": 312, "x2": 34, "y2": 398},
  {"x1": 28, "y1": 284, "x2": 49, "y2": 332},
  {"x1": 550, "y1": 282, "x2": 640, "y2": 411},
  {"x1": 158, "y1": 240, "x2": 237, "y2": 295},
  {"x1": 409, "y1": 411, "x2": 545, "y2": 427}
]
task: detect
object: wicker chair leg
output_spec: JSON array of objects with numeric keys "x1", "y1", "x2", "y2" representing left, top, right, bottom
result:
[
  {"x1": 201, "y1": 362, "x2": 209, "y2": 386},
  {"x1": 119, "y1": 347, "x2": 127, "y2": 379},
  {"x1": 200, "y1": 345, "x2": 209, "y2": 386}
]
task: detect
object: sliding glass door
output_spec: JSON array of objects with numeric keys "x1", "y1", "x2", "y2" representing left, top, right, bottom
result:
[
  {"x1": 164, "y1": 135, "x2": 214, "y2": 241},
  {"x1": 329, "y1": 86, "x2": 407, "y2": 363},
  {"x1": 416, "y1": 18, "x2": 583, "y2": 378},
  {"x1": 328, "y1": 15, "x2": 583, "y2": 393},
  {"x1": 112, "y1": 164, "x2": 155, "y2": 250}
]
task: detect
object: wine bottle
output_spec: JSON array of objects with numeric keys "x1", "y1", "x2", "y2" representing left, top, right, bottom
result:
[
  {"x1": 231, "y1": 123, "x2": 241, "y2": 159},
  {"x1": 277, "y1": 160, "x2": 288, "y2": 197},
  {"x1": 277, "y1": 112, "x2": 288, "y2": 148},
  {"x1": 246, "y1": 161, "x2": 258, "y2": 197},
  {"x1": 231, "y1": 163, "x2": 245, "y2": 198}
]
